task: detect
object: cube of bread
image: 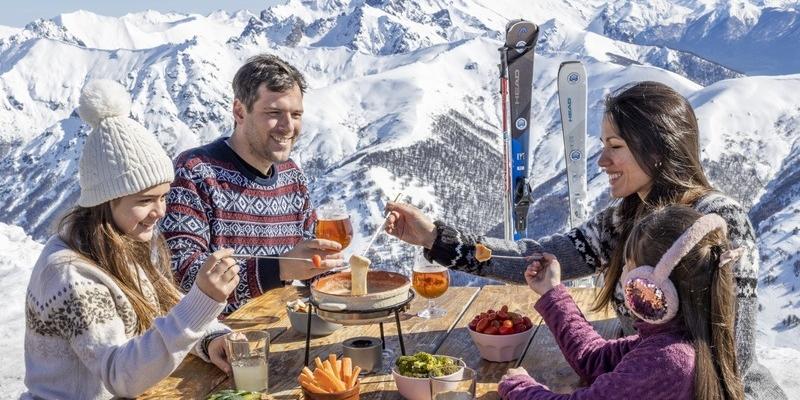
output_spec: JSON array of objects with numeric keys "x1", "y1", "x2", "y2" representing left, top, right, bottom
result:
[{"x1": 475, "y1": 243, "x2": 492, "y2": 262}]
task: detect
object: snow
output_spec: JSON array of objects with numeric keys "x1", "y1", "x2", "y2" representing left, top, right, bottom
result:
[
  {"x1": 0, "y1": 25, "x2": 20, "y2": 39},
  {"x1": 0, "y1": 223, "x2": 43, "y2": 398},
  {"x1": 53, "y1": 10, "x2": 254, "y2": 50}
]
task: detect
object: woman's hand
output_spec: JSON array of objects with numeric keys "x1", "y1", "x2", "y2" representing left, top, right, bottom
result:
[
  {"x1": 384, "y1": 202, "x2": 437, "y2": 248},
  {"x1": 196, "y1": 248, "x2": 240, "y2": 302},
  {"x1": 207, "y1": 335, "x2": 231, "y2": 375},
  {"x1": 524, "y1": 252, "x2": 561, "y2": 296}
]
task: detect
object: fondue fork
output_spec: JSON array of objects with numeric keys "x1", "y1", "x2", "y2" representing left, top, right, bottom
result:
[
  {"x1": 361, "y1": 192, "x2": 403, "y2": 257},
  {"x1": 232, "y1": 254, "x2": 350, "y2": 272},
  {"x1": 490, "y1": 254, "x2": 543, "y2": 261}
]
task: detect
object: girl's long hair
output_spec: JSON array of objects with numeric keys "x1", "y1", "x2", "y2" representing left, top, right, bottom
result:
[
  {"x1": 625, "y1": 206, "x2": 744, "y2": 400},
  {"x1": 594, "y1": 81, "x2": 714, "y2": 311},
  {"x1": 58, "y1": 203, "x2": 181, "y2": 334}
]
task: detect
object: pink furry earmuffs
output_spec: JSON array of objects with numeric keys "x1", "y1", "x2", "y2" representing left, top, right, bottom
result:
[{"x1": 621, "y1": 213, "x2": 741, "y2": 324}]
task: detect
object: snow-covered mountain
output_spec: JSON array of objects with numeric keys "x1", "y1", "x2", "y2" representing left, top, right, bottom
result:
[{"x1": 0, "y1": 0, "x2": 798, "y2": 397}]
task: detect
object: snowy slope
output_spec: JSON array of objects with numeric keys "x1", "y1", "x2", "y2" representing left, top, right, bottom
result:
[
  {"x1": 0, "y1": 25, "x2": 20, "y2": 39},
  {"x1": 0, "y1": 223, "x2": 44, "y2": 397}
]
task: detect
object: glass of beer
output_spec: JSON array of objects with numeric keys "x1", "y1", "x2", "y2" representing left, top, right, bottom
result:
[
  {"x1": 412, "y1": 254, "x2": 450, "y2": 319},
  {"x1": 315, "y1": 201, "x2": 353, "y2": 249}
]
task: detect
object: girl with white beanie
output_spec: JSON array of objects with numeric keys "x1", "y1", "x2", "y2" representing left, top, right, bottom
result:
[{"x1": 24, "y1": 80, "x2": 238, "y2": 399}]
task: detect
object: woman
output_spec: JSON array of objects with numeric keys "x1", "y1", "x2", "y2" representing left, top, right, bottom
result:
[
  {"x1": 385, "y1": 81, "x2": 784, "y2": 399},
  {"x1": 24, "y1": 80, "x2": 237, "y2": 399}
]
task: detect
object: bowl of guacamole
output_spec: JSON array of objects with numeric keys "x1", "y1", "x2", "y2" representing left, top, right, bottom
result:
[{"x1": 391, "y1": 352, "x2": 465, "y2": 400}]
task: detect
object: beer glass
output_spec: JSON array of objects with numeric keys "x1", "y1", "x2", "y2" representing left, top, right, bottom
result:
[
  {"x1": 412, "y1": 253, "x2": 449, "y2": 319},
  {"x1": 315, "y1": 201, "x2": 353, "y2": 249}
]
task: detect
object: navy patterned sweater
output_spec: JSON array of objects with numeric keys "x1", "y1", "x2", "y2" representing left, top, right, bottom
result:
[
  {"x1": 426, "y1": 192, "x2": 785, "y2": 399},
  {"x1": 160, "y1": 137, "x2": 315, "y2": 314}
]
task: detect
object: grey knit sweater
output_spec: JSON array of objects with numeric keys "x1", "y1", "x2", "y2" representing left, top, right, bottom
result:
[{"x1": 425, "y1": 192, "x2": 785, "y2": 399}]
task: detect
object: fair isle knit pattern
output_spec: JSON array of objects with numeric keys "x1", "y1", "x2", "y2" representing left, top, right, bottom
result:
[
  {"x1": 425, "y1": 191, "x2": 786, "y2": 400},
  {"x1": 161, "y1": 138, "x2": 315, "y2": 315},
  {"x1": 24, "y1": 237, "x2": 229, "y2": 400}
]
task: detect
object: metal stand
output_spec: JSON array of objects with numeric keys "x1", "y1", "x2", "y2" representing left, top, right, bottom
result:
[{"x1": 303, "y1": 290, "x2": 415, "y2": 366}]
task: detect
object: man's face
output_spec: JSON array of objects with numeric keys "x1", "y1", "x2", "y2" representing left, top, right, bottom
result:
[{"x1": 235, "y1": 83, "x2": 304, "y2": 164}]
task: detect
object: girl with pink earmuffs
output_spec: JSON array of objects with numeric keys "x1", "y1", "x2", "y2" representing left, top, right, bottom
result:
[{"x1": 498, "y1": 205, "x2": 744, "y2": 400}]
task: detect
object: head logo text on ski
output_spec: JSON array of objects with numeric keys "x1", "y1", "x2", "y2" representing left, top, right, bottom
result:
[{"x1": 568, "y1": 72, "x2": 580, "y2": 84}]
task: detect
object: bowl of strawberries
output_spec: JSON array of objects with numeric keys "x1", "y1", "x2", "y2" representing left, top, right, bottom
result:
[{"x1": 467, "y1": 305, "x2": 535, "y2": 362}]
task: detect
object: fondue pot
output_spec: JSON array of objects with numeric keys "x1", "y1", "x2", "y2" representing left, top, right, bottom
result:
[{"x1": 310, "y1": 271, "x2": 413, "y2": 325}]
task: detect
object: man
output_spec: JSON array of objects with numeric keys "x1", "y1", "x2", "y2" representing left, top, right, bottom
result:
[{"x1": 161, "y1": 54, "x2": 342, "y2": 314}]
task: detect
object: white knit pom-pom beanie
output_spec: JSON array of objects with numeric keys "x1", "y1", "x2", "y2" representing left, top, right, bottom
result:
[{"x1": 77, "y1": 79, "x2": 174, "y2": 207}]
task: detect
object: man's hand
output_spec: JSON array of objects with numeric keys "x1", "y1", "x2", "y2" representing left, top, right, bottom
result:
[
  {"x1": 524, "y1": 252, "x2": 561, "y2": 296},
  {"x1": 279, "y1": 239, "x2": 344, "y2": 281},
  {"x1": 384, "y1": 202, "x2": 437, "y2": 249}
]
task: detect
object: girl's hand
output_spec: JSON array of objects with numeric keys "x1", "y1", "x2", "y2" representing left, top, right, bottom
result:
[
  {"x1": 502, "y1": 366, "x2": 530, "y2": 380},
  {"x1": 524, "y1": 252, "x2": 561, "y2": 296},
  {"x1": 207, "y1": 335, "x2": 231, "y2": 375},
  {"x1": 196, "y1": 248, "x2": 239, "y2": 302}
]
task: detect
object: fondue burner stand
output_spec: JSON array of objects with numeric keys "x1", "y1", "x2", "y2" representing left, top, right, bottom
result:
[{"x1": 303, "y1": 289, "x2": 416, "y2": 366}]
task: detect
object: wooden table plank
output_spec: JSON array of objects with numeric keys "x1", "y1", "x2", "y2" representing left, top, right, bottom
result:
[
  {"x1": 211, "y1": 286, "x2": 480, "y2": 399},
  {"x1": 139, "y1": 286, "x2": 301, "y2": 399},
  {"x1": 436, "y1": 285, "x2": 544, "y2": 399},
  {"x1": 520, "y1": 288, "x2": 620, "y2": 394},
  {"x1": 355, "y1": 286, "x2": 481, "y2": 399}
]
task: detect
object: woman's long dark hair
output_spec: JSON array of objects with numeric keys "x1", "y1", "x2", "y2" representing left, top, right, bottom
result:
[
  {"x1": 58, "y1": 203, "x2": 181, "y2": 334},
  {"x1": 594, "y1": 81, "x2": 714, "y2": 311},
  {"x1": 626, "y1": 206, "x2": 744, "y2": 400}
]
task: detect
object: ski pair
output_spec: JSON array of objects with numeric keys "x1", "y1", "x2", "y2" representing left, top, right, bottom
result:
[{"x1": 499, "y1": 20, "x2": 588, "y2": 240}]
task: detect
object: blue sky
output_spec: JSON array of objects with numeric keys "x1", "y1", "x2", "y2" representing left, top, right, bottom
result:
[{"x1": 0, "y1": 0, "x2": 283, "y2": 27}]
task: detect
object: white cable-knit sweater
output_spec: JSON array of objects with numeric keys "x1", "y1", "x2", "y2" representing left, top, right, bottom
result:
[{"x1": 23, "y1": 236, "x2": 231, "y2": 399}]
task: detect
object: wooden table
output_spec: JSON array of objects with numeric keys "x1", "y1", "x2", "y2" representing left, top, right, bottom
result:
[{"x1": 141, "y1": 285, "x2": 621, "y2": 399}]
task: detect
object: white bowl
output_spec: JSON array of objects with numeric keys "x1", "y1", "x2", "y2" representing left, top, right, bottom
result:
[
  {"x1": 391, "y1": 356, "x2": 466, "y2": 400},
  {"x1": 468, "y1": 326, "x2": 534, "y2": 362},
  {"x1": 287, "y1": 309, "x2": 342, "y2": 336}
]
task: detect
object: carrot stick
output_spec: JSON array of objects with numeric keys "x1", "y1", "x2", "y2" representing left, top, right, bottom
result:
[
  {"x1": 347, "y1": 366, "x2": 361, "y2": 388},
  {"x1": 342, "y1": 357, "x2": 352, "y2": 382},
  {"x1": 328, "y1": 353, "x2": 340, "y2": 378}
]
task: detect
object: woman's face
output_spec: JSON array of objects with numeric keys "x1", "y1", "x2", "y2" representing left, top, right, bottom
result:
[
  {"x1": 110, "y1": 183, "x2": 170, "y2": 242},
  {"x1": 597, "y1": 118, "x2": 653, "y2": 199}
]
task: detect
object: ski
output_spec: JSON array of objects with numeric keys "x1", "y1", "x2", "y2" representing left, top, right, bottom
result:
[
  {"x1": 499, "y1": 19, "x2": 539, "y2": 241},
  {"x1": 557, "y1": 61, "x2": 588, "y2": 228}
]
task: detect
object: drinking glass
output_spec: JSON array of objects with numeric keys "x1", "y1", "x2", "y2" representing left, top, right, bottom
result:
[
  {"x1": 315, "y1": 201, "x2": 353, "y2": 249},
  {"x1": 225, "y1": 330, "x2": 270, "y2": 393},
  {"x1": 430, "y1": 366, "x2": 477, "y2": 400},
  {"x1": 412, "y1": 254, "x2": 449, "y2": 319}
]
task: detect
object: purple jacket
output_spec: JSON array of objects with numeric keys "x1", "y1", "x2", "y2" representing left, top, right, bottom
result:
[{"x1": 498, "y1": 285, "x2": 695, "y2": 400}]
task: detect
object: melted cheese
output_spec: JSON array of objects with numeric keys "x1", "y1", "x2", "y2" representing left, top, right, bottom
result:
[{"x1": 349, "y1": 254, "x2": 371, "y2": 296}]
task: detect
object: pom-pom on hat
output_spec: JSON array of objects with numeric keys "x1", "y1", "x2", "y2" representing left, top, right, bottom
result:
[{"x1": 77, "y1": 80, "x2": 174, "y2": 207}]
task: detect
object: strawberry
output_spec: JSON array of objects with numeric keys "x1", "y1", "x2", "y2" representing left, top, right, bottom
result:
[
  {"x1": 476, "y1": 317, "x2": 490, "y2": 332},
  {"x1": 483, "y1": 326, "x2": 499, "y2": 335}
]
